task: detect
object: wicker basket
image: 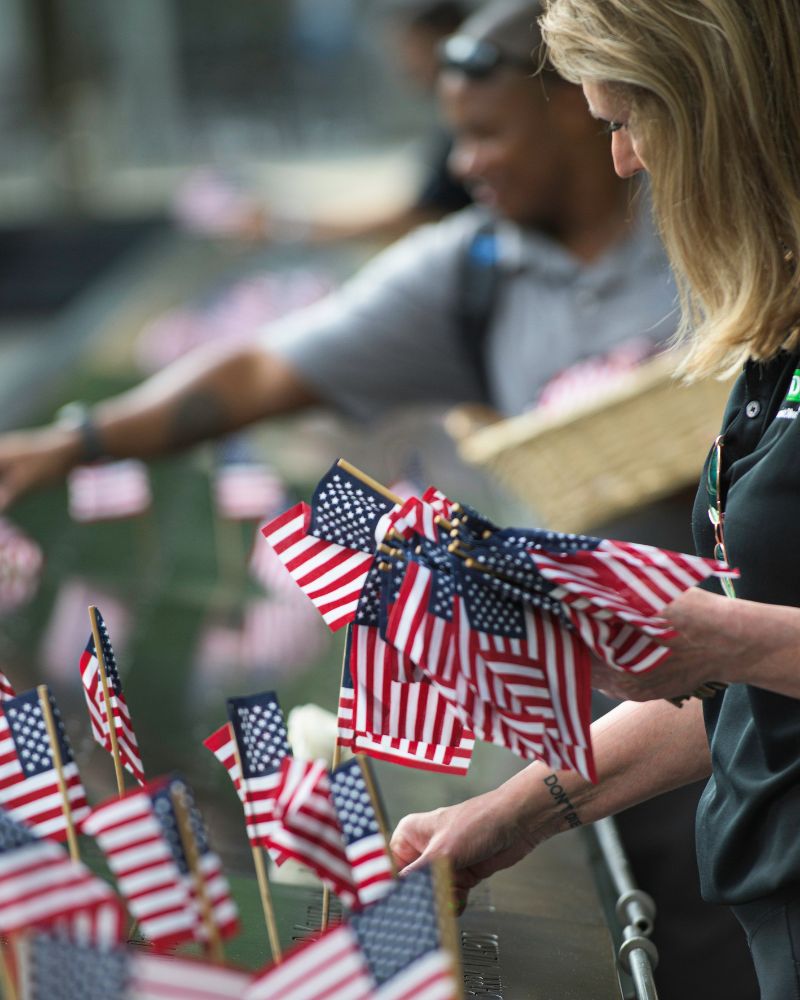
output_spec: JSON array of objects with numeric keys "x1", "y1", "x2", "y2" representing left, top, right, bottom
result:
[{"x1": 452, "y1": 352, "x2": 733, "y2": 533}]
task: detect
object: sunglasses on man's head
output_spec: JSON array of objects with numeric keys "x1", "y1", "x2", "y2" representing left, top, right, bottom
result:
[{"x1": 438, "y1": 34, "x2": 533, "y2": 78}]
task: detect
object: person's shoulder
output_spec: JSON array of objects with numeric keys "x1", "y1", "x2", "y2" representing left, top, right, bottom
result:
[{"x1": 375, "y1": 204, "x2": 494, "y2": 269}]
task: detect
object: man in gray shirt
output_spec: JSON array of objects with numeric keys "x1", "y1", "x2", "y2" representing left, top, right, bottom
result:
[{"x1": 0, "y1": 1, "x2": 673, "y2": 496}]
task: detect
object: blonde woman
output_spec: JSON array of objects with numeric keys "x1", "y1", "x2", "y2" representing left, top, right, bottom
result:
[{"x1": 390, "y1": 3, "x2": 800, "y2": 994}]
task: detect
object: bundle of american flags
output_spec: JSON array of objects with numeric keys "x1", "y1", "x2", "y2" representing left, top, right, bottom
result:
[{"x1": 262, "y1": 460, "x2": 737, "y2": 783}]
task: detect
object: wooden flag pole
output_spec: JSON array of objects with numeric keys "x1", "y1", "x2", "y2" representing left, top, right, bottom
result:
[
  {"x1": 229, "y1": 730, "x2": 282, "y2": 962},
  {"x1": 0, "y1": 939, "x2": 18, "y2": 1000},
  {"x1": 431, "y1": 857, "x2": 465, "y2": 1000},
  {"x1": 36, "y1": 685, "x2": 80, "y2": 863},
  {"x1": 356, "y1": 755, "x2": 397, "y2": 877},
  {"x1": 321, "y1": 631, "x2": 350, "y2": 933},
  {"x1": 170, "y1": 784, "x2": 224, "y2": 964},
  {"x1": 335, "y1": 459, "x2": 405, "y2": 506},
  {"x1": 88, "y1": 605, "x2": 126, "y2": 798}
]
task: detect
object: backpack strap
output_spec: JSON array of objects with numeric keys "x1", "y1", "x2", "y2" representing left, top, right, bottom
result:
[{"x1": 456, "y1": 220, "x2": 499, "y2": 401}]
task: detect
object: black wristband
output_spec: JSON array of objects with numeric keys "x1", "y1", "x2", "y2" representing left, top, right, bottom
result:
[
  {"x1": 55, "y1": 403, "x2": 107, "y2": 463},
  {"x1": 75, "y1": 413, "x2": 107, "y2": 463}
]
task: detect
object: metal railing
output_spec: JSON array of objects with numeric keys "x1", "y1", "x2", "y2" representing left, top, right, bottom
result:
[{"x1": 593, "y1": 817, "x2": 660, "y2": 1000}]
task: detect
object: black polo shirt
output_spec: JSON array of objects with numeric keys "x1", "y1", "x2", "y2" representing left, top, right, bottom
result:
[{"x1": 692, "y1": 349, "x2": 800, "y2": 904}]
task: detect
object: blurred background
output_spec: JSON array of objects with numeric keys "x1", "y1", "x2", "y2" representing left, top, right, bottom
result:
[
  {"x1": 0, "y1": 0, "x2": 435, "y2": 222},
  {"x1": 0, "y1": 0, "x2": 552, "y2": 958}
]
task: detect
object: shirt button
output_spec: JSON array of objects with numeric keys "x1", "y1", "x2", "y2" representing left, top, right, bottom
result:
[{"x1": 745, "y1": 400, "x2": 761, "y2": 418}]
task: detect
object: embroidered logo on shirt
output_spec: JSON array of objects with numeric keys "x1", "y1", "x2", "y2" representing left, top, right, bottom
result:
[{"x1": 775, "y1": 369, "x2": 800, "y2": 420}]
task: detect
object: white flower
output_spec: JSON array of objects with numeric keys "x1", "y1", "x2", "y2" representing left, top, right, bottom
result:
[{"x1": 287, "y1": 703, "x2": 352, "y2": 766}]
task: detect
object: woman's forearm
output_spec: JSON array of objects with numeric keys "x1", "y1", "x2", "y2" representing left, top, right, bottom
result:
[{"x1": 505, "y1": 698, "x2": 710, "y2": 844}]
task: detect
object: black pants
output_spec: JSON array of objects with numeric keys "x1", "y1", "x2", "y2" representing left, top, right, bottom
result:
[{"x1": 733, "y1": 892, "x2": 800, "y2": 1000}]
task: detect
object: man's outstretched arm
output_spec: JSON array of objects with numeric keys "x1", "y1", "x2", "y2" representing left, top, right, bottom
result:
[{"x1": 0, "y1": 342, "x2": 320, "y2": 508}]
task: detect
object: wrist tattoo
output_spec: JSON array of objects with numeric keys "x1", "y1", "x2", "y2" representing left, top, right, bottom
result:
[
  {"x1": 544, "y1": 773, "x2": 582, "y2": 829},
  {"x1": 167, "y1": 392, "x2": 231, "y2": 450}
]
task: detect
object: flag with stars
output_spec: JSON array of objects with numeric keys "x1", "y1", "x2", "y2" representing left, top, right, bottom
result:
[
  {"x1": 79, "y1": 608, "x2": 145, "y2": 786},
  {"x1": 308, "y1": 464, "x2": 395, "y2": 555},
  {"x1": 453, "y1": 560, "x2": 594, "y2": 781},
  {"x1": 245, "y1": 923, "x2": 375, "y2": 1000},
  {"x1": 18, "y1": 932, "x2": 252, "y2": 1000},
  {"x1": 261, "y1": 502, "x2": 373, "y2": 632},
  {"x1": 330, "y1": 758, "x2": 394, "y2": 906},
  {"x1": 161, "y1": 776, "x2": 239, "y2": 944},
  {"x1": 226, "y1": 691, "x2": 294, "y2": 859},
  {"x1": 204, "y1": 721, "x2": 295, "y2": 864},
  {"x1": 346, "y1": 561, "x2": 474, "y2": 775},
  {"x1": 0, "y1": 807, "x2": 119, "y2": 936},
  {"x1": 18, "y1": 931, "x2": 130, "y2": 1000},
  {"x1": 83, "y1": 776, "x2": 238, "y2": 949},
  {"x1": 350, "y1": 865, "x2": 459, "y2": 1000},
  {"x1": 0, "y1": 687, "x2": 90, "y2": 841},
  {"x1": 386, "y1": 557, "x2": 584, "y2": 775},
  {"x1": 273, "y1": 757, "x2": 358, "y2": 908}
]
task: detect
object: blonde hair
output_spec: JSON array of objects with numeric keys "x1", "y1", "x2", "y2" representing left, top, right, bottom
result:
[{"x1": 540, "y1": 0, "x2": 800, "y2": 377}]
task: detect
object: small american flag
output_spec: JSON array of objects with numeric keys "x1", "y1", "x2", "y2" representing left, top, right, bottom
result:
[
  {"x1": 79, "y1": 608, "x2": 145, "y2": 786},
  {"x1": 213, "y1": 437, "x2": 286, "y2": 522},
  {"x1": 330, "y1": 758, "x2": 395, "y2": 906},
  {"x1": 0, "y1": 668, "x2": 14, "y2": 700},
  {"x1": 249, "y1": 531, "x2": 305, "y2": 596},
  {"x1": 128, "y1": 951, "x2": 252, "y2": 998},
  {"x1": 260, "y1": 463, "x2": 399, "y2": 632},
  {"x1": 245, "y1": 923, "x2": 374, "y2": 1000},
  {"x1": 388, "y1": 556, "x2": 595, "y2": 779},
  {"x1": 163, "y1": 777, "x2": 239, "y2": 944},
  {"x1": 273, "y1": 757, "x2": 357, "y2": 907},
  {"x1": 50, "y1": 897, "x2": 128, "y2": 950},
  {"x1": 240, "y1": 597, "x2": 328, "y2": 675},
  {"x1": 349, "y1": 561, "x2": 474, "y2": 775},
  {"x1": 67, "y1": 461, "x2": 152, "y2": 522},
  {"x1": 261, "y1": 502, "x2": 373, "y2": 632},
  {"x1": 203, "y1": 719, "x2": 290, "y2": 868},
  {"x1": 0, "y1": 688, "x2": 90, "y2": 841},
  {"x1": 18, "y1": 931, "x2": 129, "y2": 1000},
  {"x1": 18, "y1": 932, "x2": 253, "y2": 1000},
  {"x1": 454, "y1": 562, "x2": 594, "y2": 780},
  {"x1": 308, "y1": 465, "x2": 395, "y2": 555},
  {"x1": 203, "y1": 722, "x2": 242, "y2": 798},
  {"x1": 350, "y1": 865, "x2": 459, "y2": 1000},
  {"x1": 0, "y1": 808, "x2": 118, "y2": 936},
  {"x1": 83, "y1": 776, "x2": 238, "y2": 949},
  {"x1": 0, "y1": 517, "x2": 43, "y2": 613},
  {"x1": 347, "y1": 623, "x2": 474, "y2": 775},
  {"x1": 226, "y1": 692, "x2": 294, "y2": 860}
]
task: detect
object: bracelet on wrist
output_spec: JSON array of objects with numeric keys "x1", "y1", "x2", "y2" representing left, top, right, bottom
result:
[{"x1": 55, "y1": 402, "x2": 107, "y2": 463}]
